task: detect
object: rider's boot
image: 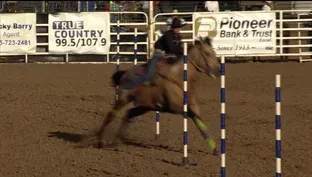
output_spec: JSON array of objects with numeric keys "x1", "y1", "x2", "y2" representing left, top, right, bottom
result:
[{"x1": 142, "y1": 80, "x2": 151, "y2": 86}]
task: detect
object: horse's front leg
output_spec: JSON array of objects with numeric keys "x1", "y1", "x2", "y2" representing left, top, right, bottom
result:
[{"x1": 187, "y1": 94, "x2": 218, "y2": 156}]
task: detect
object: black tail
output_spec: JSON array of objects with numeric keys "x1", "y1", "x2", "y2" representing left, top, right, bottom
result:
[{"x1": 111, "y1": 70, "x2": 127, "y2": 87}]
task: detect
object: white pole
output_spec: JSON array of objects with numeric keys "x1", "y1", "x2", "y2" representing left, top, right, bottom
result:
[
  {"x1": 77, "y1": 1, "x2": 81, "y2": 12},
  {"x1": 149, "y1": 1, "x2": 154, "y2": 59}
]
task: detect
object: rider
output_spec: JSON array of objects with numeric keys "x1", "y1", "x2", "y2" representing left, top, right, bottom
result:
[
  {"x1": 142, "y1": 17, "x2": 186, "y2": 85},
  {"x1": 166, "y1": 9, "x2": 185, "y2": 31},
  {"x1": 155, "y1": 9, "x2": 185, "y2": 37}
]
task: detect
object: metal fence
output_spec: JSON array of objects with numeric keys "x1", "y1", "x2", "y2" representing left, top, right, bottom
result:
[
  {"x1": 153, "y1": 9, "x2": 312, "y2": 62},
  {"x1": 1, "y1": 1, "x2": 312, "y2": 63},
  {"x1": 0, "y1": 1, "x2": 149, "y2": 63},
  {"x1": 0, "y1": 11, "x2": 149, "y2": 64},
  {"x1": 0, "y1": 1, "x2": 146, "y2": 13},
  {"x1": 2, "y1": 1, "x2": 312, "y2": 14},
  {"x1": 0, "y1": 1, "x2": 78, "y2": 13}
]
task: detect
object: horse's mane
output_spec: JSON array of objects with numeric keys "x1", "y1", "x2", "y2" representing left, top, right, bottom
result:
[
  {"x1": 170, "y1": 37, "x2": 213, "y2": 64},
  {"x1": 203, "y1": 37, "x2": 212, "y2": 47},
  {"x1": 187, "y1": 36, "x2": 212, "y2": 51}
]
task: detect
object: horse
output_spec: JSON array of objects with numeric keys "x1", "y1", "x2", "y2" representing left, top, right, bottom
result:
[{"x1": 82, "y1": 37, "x2": 220, "y2": 155}]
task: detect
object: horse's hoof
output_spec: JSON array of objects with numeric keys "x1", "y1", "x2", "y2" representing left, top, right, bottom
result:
[
  {"x1": 105, "y1": 141, "x2": 120, "y2": 148},
  {"x1": 212, "y1": 148, "x2": 220, "y2": 156},
  {"x1": 97, "y1": 141, "x2": 104, "y2": 148},
  {"x1": 74, "y1": 135, "x2": 97, "y2": 148},
  {"x1": 95, "y1": 140, "x2": 120, "y2": 149}
]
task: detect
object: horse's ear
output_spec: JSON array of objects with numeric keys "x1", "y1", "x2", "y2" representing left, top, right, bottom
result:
[
  {"x1": 194, "y1": 38, "x2": 201, "y2": 46},
  {"x1": 199, "y1": 36, "x2": 204, "y2": 43},
  {"x1": 204, "y1": 37, "x2": 212, "y2": 47}
]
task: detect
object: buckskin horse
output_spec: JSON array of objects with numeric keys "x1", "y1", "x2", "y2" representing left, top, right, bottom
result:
[{"x1": 83, "y1": 37, "x2": 220, "y2": 155}]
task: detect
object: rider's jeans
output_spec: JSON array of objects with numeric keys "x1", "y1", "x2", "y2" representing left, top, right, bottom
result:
[{"x1": 143, "y1": 50, "x2": 164, "y2": 82}]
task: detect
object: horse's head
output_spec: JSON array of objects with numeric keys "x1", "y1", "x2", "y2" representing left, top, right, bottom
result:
[{"x1": 188, "y1": 37, "x2": 220, "y2": 79}]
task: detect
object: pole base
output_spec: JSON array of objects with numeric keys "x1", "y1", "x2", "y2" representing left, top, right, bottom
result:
[
  {"x1": 174, "y1": 157, "x2": 197, "y2": 166},
  {"x1": 155, "y1": 134, "x2": 160, "y2": 140}
]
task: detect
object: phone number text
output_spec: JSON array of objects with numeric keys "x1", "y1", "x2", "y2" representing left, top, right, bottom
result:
[
  {"x1": 55, "y1": 38, "x2": 107, "y2": 47},
  {"x1": 0, "y1": 40, "x2": 31, "y2": 46}
]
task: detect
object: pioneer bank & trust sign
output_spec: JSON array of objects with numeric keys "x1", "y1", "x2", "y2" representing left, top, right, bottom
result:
[
  {"x1": 219, "y1": 17, "x2": 273, "y2": 39},
  {"x1": 194, "y1": 12, "x2": 276, "y2": 54},
  {"x1": 194, "y1": 15, "x2": 275, "y2": 41}
]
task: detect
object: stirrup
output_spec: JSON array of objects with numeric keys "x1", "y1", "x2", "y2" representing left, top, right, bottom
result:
[{"x1": 142, "y1": 81, "x2": 151, "y2": 86}]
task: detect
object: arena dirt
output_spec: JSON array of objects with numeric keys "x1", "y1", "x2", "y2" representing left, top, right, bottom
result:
[{"x1": 0, "y1": 62, "x2": 311, "y2": 177}]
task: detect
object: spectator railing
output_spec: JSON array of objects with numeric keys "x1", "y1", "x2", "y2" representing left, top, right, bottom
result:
[
  {"x1": 1, "y1": 9, "x2": 312, "y2": 63},
  {"x1": 0, "y1": 11, "x2": 148, "y2": 64},
  {"x1": 153, "y1": 10, "x2": 312, "y2": 62}
]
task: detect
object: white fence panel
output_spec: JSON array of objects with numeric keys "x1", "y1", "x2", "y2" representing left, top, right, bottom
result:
[
  {"x1": 0, "y1": 11, "x2": 148, "y2": 64},
  {"x1": 0, "y1": 13, "x2": 37, "y2": 55},
  {"x1": 153, "y1": 10, "x2": 312, "y2": 62},
  {"x1": 1, "y1": 10, "x2": 312, "y2": 63}
]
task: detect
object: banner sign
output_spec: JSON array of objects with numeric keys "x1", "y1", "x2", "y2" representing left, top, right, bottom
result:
[
  {"x1": 0, "y1": 13, "x2": 36, "y2": 55},
  {"x1": 193, "y1": 12, "x2": 276, "y2": 55},
  {"x1": 48, "y1": 12, "x2": 110, "y2": 54}
]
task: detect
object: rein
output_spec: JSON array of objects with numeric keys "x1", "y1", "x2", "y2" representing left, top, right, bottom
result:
[
  {"x1": 157, "y1": 44, "x2": 209, "y2": 89},
  {"x1": 193, "y1": 45, "x2": 211, "y2": 75},
  {"x1": 188, "y1": 57, "x2": 206, "y2": 74},
  {"x1": 157, "y1": 56, "x2": 198, "y2": 90}
]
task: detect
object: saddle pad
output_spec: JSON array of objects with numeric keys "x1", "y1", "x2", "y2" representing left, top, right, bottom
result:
[
  {"x1": 156, "y1": 59, "x2": 167, "y2": 69},
  {"x1": 135, "y1": 68, "x2": 146, "y2": 75}
]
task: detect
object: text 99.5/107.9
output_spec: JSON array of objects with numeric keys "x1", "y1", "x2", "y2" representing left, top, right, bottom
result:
[{"x1": 55, "y1": 38, "x2": 106, "y2": 47}]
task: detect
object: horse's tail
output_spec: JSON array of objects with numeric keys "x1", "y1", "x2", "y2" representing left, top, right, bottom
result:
[{"x1": 111, "y1": 70, "x2": 127, "y2": 87}]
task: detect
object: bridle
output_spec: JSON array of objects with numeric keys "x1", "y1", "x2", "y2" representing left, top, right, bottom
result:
[
  {"x1": 188, "y1": 57, "x2": 206, "y2": 74},
  {"x1": 157, "y1": 44, "x2": 210, "y2": 90},
  {"x1": 188, "y1": 44, "x2": 211, "y2": 75}
]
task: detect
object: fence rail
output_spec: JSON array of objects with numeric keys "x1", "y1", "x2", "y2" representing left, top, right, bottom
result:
[
  {"x1": 153, "y1": 9, "x2": 312, "y2": 62},
  {"x1": 0, "y1": 11, "x2": 149, "y2": 64},
  {"x1": 1, "y1": 9, "x2": 312, "y2": 63}
]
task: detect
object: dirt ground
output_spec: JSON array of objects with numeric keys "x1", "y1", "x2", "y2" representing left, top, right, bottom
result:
[{"x1": 0, "y1": 62, "x2": 311, "y2": 177}]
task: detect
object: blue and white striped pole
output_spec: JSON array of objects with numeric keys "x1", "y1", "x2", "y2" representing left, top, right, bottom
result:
[
  {"x1": 115, "y1": 18, "x2": 120, "y2": 102},
  {"x1": 155, "y1": 111, "x2": 160, "y2": 140},
  {"x1": 133, "y1": 28, "x2": 138, "y2": 107},
  {"x1": 275, "y1": 74, "x2": 282, "y2": 177},
  {"x1": 180, "y1": 43, "x2": 197, "y2": 166},
  {"x1": 180, "y1": 42, "x2": 196, "y2": 166},
  {"x1": 221, "y1": 56, "x2": 226, "y2": 177},
  {"x1": 155, "y1": 33, "x2": 160, "y2": 140},
  {"x1": 182, "y1": 42, "x2": 189, "y2": 164}
]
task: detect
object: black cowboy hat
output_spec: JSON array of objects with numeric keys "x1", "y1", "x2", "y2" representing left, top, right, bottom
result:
[{"x1": 171, "y1": 18, "x2": 186, "y2": 29}]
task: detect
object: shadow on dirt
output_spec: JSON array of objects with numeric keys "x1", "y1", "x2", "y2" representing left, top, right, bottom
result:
[
  {"x1": 47, "y1": 131, "x2": 188, "y2": 154},
  {"x1": 47, "y1": 131, "x2": 213, "y2": 166},
  {"x1": 47, "y1": 131, "x2": 86, "y2": 143}
]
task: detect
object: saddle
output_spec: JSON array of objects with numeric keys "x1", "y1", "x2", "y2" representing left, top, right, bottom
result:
[
  {"x1": 124, "y1": 55, "x2": 178, "y2": 90},
  {"x1": 156, "y1": 55, "x2": 178, "y2": 75},
  {"x1": 135, "y1": 55, "x2": 177, "y2": 76}
]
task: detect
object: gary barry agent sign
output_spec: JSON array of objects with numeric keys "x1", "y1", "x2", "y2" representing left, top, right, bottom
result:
[
  {"x1": 0, "y1": 13, "x2": 36, "y2": 55},
  {"x1": 49, "y1": 12, "x2": 110, "y2": 54},
  {"x1": 193, "y1": 12, "x2": 276, "y2": 55}
]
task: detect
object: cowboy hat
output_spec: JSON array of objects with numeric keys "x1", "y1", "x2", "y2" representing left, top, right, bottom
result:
[{"x1": 171, "y1": 18, "x2": 186, "y2": 29}]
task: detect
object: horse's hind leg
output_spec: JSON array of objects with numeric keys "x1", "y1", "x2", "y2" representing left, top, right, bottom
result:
[
  {"x1": 116, "y1": 106, "x2": 150, "y2": 141},
  {"x1": 96, "y1": 91, "x2": 134, "y2": 147},
  {"x1": 78, "y1": 94, "x2": 132, "y2": 148}
]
